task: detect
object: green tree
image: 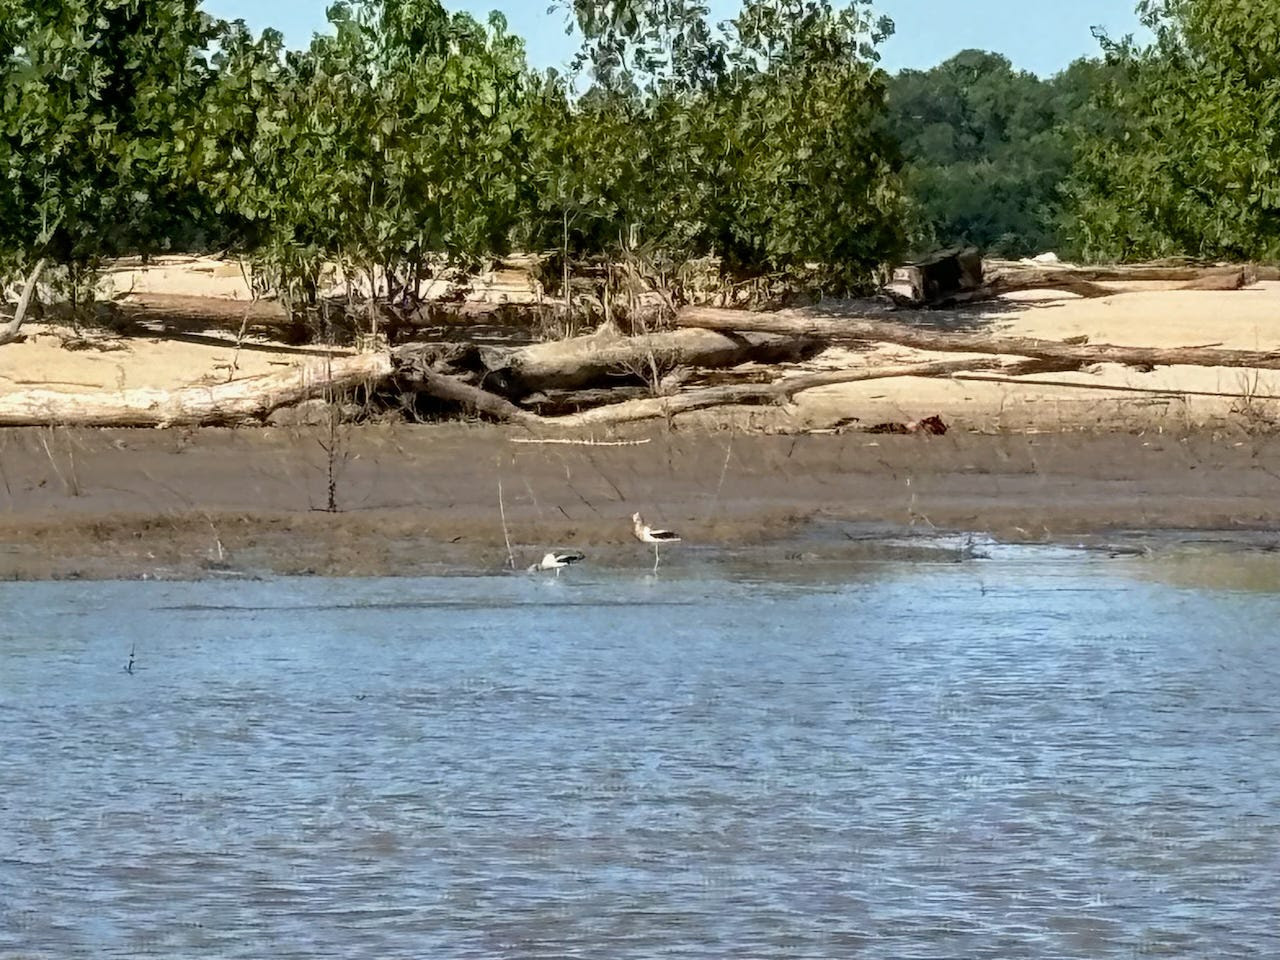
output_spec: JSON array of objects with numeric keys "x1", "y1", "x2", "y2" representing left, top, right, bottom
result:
[
  {"x1": 888, "y1": 49, "x2": 1105, "y2": 257},
  {"x1": 206, "y1": 0, "x2": 534, "y2": 320},
  {"x1": 0, "y1": 0, "x2": 222, "y2": 273},
  {"x1": 544, "y1": 0, "x2": 907, "y2": 293},
  {"x1": 1067, "y1": 0, "x2": 1280, "y2": 261}
]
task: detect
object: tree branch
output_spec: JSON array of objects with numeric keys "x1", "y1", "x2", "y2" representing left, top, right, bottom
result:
[{"x1": 0, "y1": 258, "x2": 49, "y2": 346}]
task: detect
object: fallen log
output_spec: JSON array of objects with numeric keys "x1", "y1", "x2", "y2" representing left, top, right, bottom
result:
[
  {"x1": 679, "y1": 305, "x2": 1280, "y2": 372},
  {"x1": 0, "y1": 352, "x2": 391, "y2": 427},
  {"x1": 117, "y1": 293, "x2": 304, "y2": 339},
  {"x1": 968, "y1": 269, "x2": 1114, "y2": 302},
  {"x1": 897, "y1": 253, "x2": 1256, "y2": 307},
  {"x1": 483, "y1": 324, "x2": 823, "y2": 397},
  {"x1": 395, "y1": 366, "x2": 539, "y2": 426},
  {"x1": 1175, "y1": 268, "x2": 1250, "y2": 291},
  {"x1": 986, "y1": 263, "x2": 1252, "y2": 297},
  {"x1": 986, "y1": 261, "x2": 1259, "y2": 284},
  {"x1": 546, "y1": 357, "x2": 1055, "y2": 428}
]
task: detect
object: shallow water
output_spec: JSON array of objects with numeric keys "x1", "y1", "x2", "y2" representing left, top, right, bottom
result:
[{"x1": 3, "y1": 550, "x2": 1280, "y2": 959}]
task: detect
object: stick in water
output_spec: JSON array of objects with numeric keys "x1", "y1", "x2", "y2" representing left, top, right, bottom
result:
[{"x1": 498, "y1": 476, "x2": 515, "y2": 571}]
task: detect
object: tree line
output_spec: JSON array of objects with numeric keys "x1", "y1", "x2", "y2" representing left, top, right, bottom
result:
[{"x1": 2, "y1": 0, "x2": 1278, "y2": 325}]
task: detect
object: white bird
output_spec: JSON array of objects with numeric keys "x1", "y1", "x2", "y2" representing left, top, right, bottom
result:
[
  {"x1": 632, "y1": 512, "x2": 681, "y2": 572},
  {"x1": 527, "y1": 550, "x2": 585, "y2": 577}
]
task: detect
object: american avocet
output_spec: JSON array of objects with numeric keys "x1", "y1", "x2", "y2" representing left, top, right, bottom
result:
[
  {"x1": 632, "y1": 512, "x2": 681, "y2": 572},
  {"x1": 527, "y1": 550, "x2": 585, "y2": 577}
]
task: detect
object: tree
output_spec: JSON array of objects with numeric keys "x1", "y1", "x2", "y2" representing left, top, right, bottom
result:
[
  {"x1": 205, "y1": 0, "x2": 534, "y2": 322},
  {"x1": 0, "y1": 1, "x2": 222, "y2": 286},
  {"x1": 888, "y1": 50, "x2": 1106, "y2": 258},
  {"x1": 542, "y1": 0, "x2": 908, "y2": 293},
  {"x1": 1066, "y1": 0, "x2": 1280, "y2": 262}
]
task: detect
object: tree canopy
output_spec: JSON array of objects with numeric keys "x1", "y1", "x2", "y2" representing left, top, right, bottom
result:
[
  {"x1": 1066, "y1": 0, "x2": 1280, "y2": 261},
  {"x1": 3, "y1": 0, "x2": 1278, "y2": 326},
  {"x1": 0, "y1": 0, "x2": 222, "y2": 268},
  {"x1": 3, "y1": 0, "x2": 911, "y2": 310},
  {"x1": 887, "y1": 50, "x2": 1106, "y2": 258}
]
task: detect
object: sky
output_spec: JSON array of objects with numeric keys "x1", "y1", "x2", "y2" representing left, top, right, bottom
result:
[{"x1": 203, "y1": 0, "x2": 1149, "y2": 78}]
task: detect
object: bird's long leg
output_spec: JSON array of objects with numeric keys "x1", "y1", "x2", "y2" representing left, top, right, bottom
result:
[{"x1": 653, "y1": 542, "x2": 660, "y2": 573}]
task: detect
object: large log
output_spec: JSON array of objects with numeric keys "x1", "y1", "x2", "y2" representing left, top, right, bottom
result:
[
  {"x1": 0, "y1": 352, "x2": 391, "y2": 427},
  {"x1": 117, "y1": 293, "x2": 299, "y2": 336},
  {"x1": 984, "y1": 262, "x2": 1251, "y2": 297},
  {"x1": 678, "y1": 305, "x2": 1280, "y2": 372},
  {"x1": 483, "y1": 325, "x2": 823, "y2": 396},
  {"x1": 986, "y1": 261, "x2": 1259, "y2": 283},
  {"x1": 394, "y1": 365, "x2": 539, "y2": 426},
  {"x1": 896, "y1": 255, "x2": 1256, "y2": 307},
  {"x1": 546, "y1": 357, "x2": 1034, "y2": 428}
]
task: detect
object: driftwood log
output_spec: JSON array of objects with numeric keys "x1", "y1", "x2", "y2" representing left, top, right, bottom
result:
[
  {"x1": 481, "y1": 325, "x2": 823, "y2": 397},
  {"x1": 393, "y1": 329, "x2": 816, "y2": 399},
  {"x1": 984, "y1": 262, "x2": 1251, "y2": 298},
  {"x1": 0, "y1": 352, "x2": 390, "y2": 427},
  {"x1": 679, "y1": 305, "x2": 1280, "y2": 372},
  {"x1": 405, "y1": 368, "x2": 541, "y2": 426},
  {"x1": 986, "y1": 261, "x2": 1263, "y2": 284},
  {"x1": 386, "y1": 356, "x2": 1015, "y2": 427},
  {"x1": 545, "y1": 358, "x2": 1035, "y2": 428},
  {"x1": 898, "y1": 251, "x2": 1257, "y2": 307}
]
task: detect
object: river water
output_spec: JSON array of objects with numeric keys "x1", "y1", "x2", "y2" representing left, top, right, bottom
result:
[{"x1": 2, "y1": 544, "x2": 1279, "y2": 958}]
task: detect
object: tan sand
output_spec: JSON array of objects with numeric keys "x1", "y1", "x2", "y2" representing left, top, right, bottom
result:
[{"x1": 8, "y1": 261, "x2": 1280, "y2": 431}]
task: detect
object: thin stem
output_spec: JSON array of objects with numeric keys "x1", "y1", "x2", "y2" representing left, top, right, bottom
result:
[{"x1": 498, "y1": 476, "x2": 515, "y2": 570}]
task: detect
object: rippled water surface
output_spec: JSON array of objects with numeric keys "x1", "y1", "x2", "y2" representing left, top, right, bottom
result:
[{"x1": 3, "y1": 550, "x2": 1280, "y2": 958}]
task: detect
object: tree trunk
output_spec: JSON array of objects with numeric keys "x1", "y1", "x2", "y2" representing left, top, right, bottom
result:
[
  {"x1": 0, "y1": 352, "x2": 390, "y2": 427},
  {"x1": 903, "y1": 248, "x2": 984, "y2": 303},
  {"x1": 483, "y1": 325, "x2": 823, "y2": 397},
  {"x1": 1175, "y1": 268, "x2": 1249, "y2": 291},
  {"x1": 985, "y1": 261, "x2": 1260, "y2": 283},
  {"x1": 964, "y1": 269, "x2": 1114, "y2": 302},
  {"x1": 678, "y1": 305, "x2": 1280, "y2": 372},
  {"x1": 0, "y1": 258, "x2": 49, "y2": 346},
  {"x1": 546, "y1": 357, "x2": 1031, "y2": 428},
  {"x1": 896, "y1": 256, "x2": 1256, "y2": 307},
  {"x1": 394, "y1": 366, "x2": 540, "y2": 426}
]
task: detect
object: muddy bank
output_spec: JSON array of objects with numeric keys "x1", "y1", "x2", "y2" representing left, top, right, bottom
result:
[{"x1": 4, "y1": 422, "x2": 1280, "y2": 580}]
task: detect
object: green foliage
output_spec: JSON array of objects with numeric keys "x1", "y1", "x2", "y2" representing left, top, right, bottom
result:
[
  {"x1": 206, "y1": 0, "x2": 532, "y2": 312},
  {"x1": 0, "y1": 0, "x2": 222, "y2": 268},
  {"x1": 1067, "y1": 0, "x2": 1280, "y2": 261},
  {"x1": 2, "y1": 0, "x2": 912, "y2": 320},
  {"x1": 543, "y1": 0, "x2": 908, "y2": 293},
  {"x1": 888, "y1": 50, "x2": 1106, "y2": 258}
]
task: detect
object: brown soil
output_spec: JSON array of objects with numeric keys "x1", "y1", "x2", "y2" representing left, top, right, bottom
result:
[{"x1": 4, "y1": 422, "x2": 1280, "y2": 580}]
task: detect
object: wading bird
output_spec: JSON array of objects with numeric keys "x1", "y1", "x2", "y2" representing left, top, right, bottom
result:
[
  {"x1": 632, "y1": 512, "x2": 681, "y2": 572},
  {"x1": 527, "y1": 550, "x2": 585, "y2": 577}
]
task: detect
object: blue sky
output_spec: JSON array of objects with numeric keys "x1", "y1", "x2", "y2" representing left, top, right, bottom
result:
[{"x1": 203, "y1": 1, "x2": 1148, "y2": 77}]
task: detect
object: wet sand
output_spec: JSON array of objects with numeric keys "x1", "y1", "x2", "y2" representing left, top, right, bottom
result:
[{"x1": 4, "y1": 422, "x2": 1280, "y2": 580}]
